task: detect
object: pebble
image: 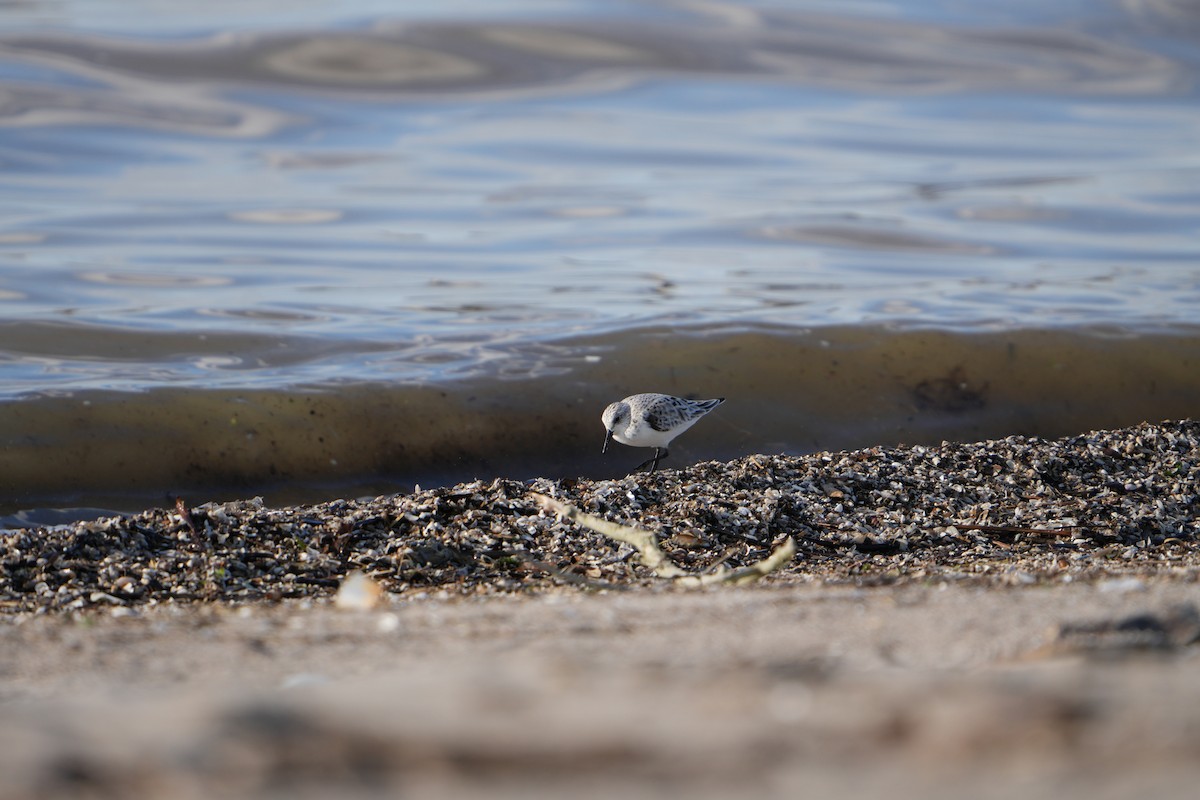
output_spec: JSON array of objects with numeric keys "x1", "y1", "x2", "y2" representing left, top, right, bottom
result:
[{"x1": 1097, "y1": 577, "x2": 1148, "y2": 594}]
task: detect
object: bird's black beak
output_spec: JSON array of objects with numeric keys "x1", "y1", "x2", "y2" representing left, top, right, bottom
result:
[{"x1": 602, "y1": 429, "x2": 613, "y2": 454}]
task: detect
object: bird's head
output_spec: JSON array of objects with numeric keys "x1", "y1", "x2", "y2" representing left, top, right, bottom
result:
[{"x1": 600, "y1": 401, "x2": 629, "y2": 453}]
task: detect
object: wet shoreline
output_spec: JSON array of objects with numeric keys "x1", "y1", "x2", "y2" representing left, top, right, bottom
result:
[{"x1": 5, "y1": 325, "x2": 1200, "y2": 520}]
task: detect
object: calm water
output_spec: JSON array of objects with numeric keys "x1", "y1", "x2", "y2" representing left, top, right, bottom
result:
[{"x1": 2, "y1": 0, "x2": 1199, "y2": 519}]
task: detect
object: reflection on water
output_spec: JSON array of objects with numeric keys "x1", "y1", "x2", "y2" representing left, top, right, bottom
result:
[{"x1": 1, "y1": 1, "x2": 1199, "y2": 513}]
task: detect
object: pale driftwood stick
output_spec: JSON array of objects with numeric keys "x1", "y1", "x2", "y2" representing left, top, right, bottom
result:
[
  {"x1": 533, "y1": 493, "x2": 795, "y2": 587},
  {"x1": 533, "y1": 493, "x2": 687, "y2": 578},
  {"x1": 712, "y1": 536, "x2": 796, "y2": 587}
]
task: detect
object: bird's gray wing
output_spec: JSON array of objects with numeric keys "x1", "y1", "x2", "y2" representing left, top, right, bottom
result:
[{"x1": 645, "y1": 403, "x2": 676, "y2": 432}]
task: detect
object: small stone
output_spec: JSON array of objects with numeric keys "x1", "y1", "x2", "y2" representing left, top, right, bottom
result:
[
  {"x1": 1008, "y1": 570, "x2": 1037, "y2": 585},
  {"x1": 280, "y1": 673, "x2": 329, "y2": 690},
  {"x1": 1097, "y1": 577, "x2": 1147, "y2": 594}
]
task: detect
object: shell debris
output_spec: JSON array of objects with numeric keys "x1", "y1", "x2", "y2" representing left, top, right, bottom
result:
[{"x1": 1, "y1": 420, "x2": 1198, "y2": 613}]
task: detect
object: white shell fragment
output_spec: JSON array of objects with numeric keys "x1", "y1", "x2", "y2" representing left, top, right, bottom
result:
[{"x1": 334, "y1": 570, "x2": 385, "y2": 611}]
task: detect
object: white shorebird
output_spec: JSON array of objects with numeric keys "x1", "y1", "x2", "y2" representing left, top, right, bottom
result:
[{"x1": 601, "y1": 393, "x2": 725, "y2": 472}]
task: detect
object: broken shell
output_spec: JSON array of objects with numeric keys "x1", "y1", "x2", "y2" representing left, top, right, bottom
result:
[{"x1": 334, "y1": 570, "x2": 385, "y2": 611}]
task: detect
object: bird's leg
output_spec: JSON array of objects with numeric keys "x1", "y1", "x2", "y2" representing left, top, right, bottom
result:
[{"x1": 632, "y1": 447, "x2": 668, "y2": 473}]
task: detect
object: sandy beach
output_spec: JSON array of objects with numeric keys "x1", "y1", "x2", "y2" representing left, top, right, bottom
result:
[{"x1": 2, "y1": 420, "x2": 1198, "y2": 798}]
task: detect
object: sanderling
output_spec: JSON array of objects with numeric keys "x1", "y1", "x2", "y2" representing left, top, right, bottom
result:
[{"x1": 601, "y1": 393, "x2": 725, "y2": 472}]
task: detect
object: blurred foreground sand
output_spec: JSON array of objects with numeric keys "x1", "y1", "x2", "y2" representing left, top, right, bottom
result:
[{"x1": 3, "y1": 579, "x2": 1199, "y2": 799}]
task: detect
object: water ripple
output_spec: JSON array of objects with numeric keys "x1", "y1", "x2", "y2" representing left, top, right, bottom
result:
[{"x1": 0, "y1": 10, "x2": 1187, "y2": 103}]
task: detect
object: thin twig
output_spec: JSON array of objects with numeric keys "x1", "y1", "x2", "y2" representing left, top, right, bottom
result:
[{"x1": 533, "y1": 493, "x2": 795, "y2": 587}]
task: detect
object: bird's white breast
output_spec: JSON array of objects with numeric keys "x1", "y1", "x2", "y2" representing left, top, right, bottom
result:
[{"x1": 612, "y1": 415, "x2": 696, "y2": 449}]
